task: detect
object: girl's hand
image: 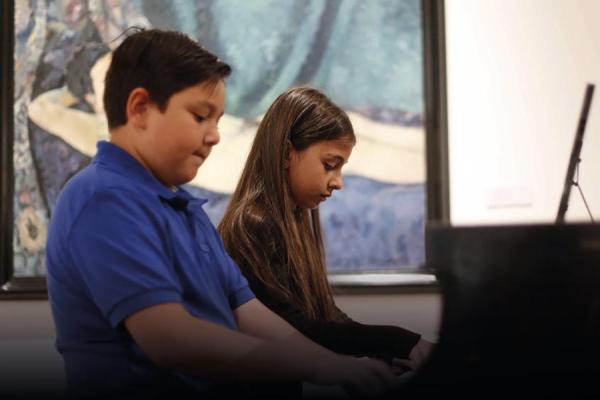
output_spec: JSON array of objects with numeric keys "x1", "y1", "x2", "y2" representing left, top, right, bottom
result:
[
  {"x1": 390, "y1": 357, "x2": 415, "y2": 375},
  {"x1": 408, "y1": 338, "x2": 435, "y2": 367}
]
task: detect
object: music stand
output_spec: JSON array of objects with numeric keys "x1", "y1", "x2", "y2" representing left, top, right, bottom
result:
[{"x1": 556, "y1": 83, "x2": 595, "y2": 223}]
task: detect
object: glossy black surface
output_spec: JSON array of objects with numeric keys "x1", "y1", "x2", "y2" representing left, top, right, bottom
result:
[{"x1": 400, "y1": 223, "x2": 600, "y2": 398}]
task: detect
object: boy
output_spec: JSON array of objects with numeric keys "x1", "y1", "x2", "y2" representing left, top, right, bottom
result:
[{"x1": 46, "y1": 28, "x2": 399, "y2": 398}]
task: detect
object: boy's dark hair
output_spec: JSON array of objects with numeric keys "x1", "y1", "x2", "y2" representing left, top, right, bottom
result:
[{"x1": 103, "y1": 27, "x2": 231, "y2": 129}]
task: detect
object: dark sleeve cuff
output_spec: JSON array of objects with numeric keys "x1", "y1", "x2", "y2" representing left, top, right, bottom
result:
[
  {"x1": 287, "y1": 313, "x2": 422, "y2": 360},
  {"x1": 229, "y1": 285, "x2": 255, "y2": 310},
  {"x1": 391, "y1": 327, "x2": 422, "y2": 359}
]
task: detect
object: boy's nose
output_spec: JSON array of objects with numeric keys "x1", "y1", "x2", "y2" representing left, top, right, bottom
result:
[{"x1": 205, "y1": 125, "x2": 220, "y2": 146}]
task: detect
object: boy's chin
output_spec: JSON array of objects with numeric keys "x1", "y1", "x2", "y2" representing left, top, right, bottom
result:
[
  {"x1": 169, "y1": 175, "x2": 195, "y2": 188},
  {"x1": 179, "y1": 168, "x2": 201, "y2": 185}
]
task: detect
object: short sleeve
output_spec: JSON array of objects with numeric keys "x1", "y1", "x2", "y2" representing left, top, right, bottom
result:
[
  {"x1": 224, "y1": 253, "x2": 255, "y2": 309},
  {"x1": 68, "y1": 190, "x2": 182, "y2": 328},
  {"x1": 193, "y1": 209, "x2": 255, "y2": 310}
]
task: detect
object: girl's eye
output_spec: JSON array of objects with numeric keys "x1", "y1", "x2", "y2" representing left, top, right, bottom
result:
[
  {"x1": 324, "y1": 163, "x2": 335, "y2": 171},
  {"x1": 193, "y1": 114, "x2": 206, "y2": 123}
]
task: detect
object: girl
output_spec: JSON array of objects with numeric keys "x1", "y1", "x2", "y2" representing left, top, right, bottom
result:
[{"x1": 218, "y1": 86, "x2": 433, "y2": 378}]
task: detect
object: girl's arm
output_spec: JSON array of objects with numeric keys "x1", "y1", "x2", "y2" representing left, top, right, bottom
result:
[
  {"x1": 125, "y1": 301, "x2": 400, "y2": 396},
  {"x1": 248, "y1": 273, "x2": 422, "y2": 361}
]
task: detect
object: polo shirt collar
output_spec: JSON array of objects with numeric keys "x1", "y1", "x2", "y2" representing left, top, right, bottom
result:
[{"x1": 94, "y1": 141, "x2": 208, "y2": 210}]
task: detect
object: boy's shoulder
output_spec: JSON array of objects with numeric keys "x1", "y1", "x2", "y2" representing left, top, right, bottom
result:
[
  {"x1": 54, "y1": 160, "x2": 162, "y2": 228},
  {"x1": 60, "y1": 160, "x2": 150, "y2": 204}
]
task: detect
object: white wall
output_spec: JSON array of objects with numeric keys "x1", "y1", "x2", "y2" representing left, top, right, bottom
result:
[
  {"x1": 335, "y1": 292, "x2": 441, "y2": 342},
  {"x1": 446, "y1": 0, "x2": 600, "y2": 225}
]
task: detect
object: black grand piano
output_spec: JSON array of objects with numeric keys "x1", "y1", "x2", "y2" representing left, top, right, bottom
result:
[{"x1": 395, "y1": 222, "x2": 600, "y2": 399}]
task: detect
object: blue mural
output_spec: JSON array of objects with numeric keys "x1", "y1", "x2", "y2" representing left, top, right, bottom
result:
[{"x1": 14, "y1": 0, "x2": 425, "y2": 275}]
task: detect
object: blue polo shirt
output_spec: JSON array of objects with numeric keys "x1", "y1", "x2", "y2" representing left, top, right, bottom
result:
[{"x1": 46, "y1": 141, "x2": 255, "y2": 396}]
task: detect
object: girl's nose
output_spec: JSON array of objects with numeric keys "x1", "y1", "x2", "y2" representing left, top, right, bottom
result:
[{"x1": 330, "y1": 174, "x2": 343, "y2": 191}]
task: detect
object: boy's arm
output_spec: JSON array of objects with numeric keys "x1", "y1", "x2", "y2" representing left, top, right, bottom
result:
[
  {"x1": 232, "y1": 298, "x2": 405, "y2": 387},
  {"x1": 125, "y1": 302, "x2": 263, "y2": 380},
  {"x1": 124, "y1": 301, "x2": 399, "y2": 395}
]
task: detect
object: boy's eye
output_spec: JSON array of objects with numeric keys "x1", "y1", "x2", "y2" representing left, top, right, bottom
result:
[
  {"x1": 193, "y1": 114, "x2": 206, "y2": 123},
  {"x1": 323, "y1": 163, "x2": 335, "y2": 171}
]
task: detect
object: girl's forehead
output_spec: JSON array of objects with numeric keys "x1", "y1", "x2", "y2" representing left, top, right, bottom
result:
[{"x1": 314, "y1": 138, "x2": 354, "y2": 153}]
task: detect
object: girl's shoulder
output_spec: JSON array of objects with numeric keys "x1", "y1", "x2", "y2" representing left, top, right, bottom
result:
[
  {"x1": 242, "y1": 203, "x2": 281, "y2": 238},
  {"x1": 242, "y1": 202, "x2": 274, "y2": 224},
  {"x1": 238, "y1": 203, "x2": 287, "y2": 265}
]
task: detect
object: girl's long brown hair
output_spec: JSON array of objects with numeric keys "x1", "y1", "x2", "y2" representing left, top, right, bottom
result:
[{"x1": 218, "y1": 86, "x2": 355, "y2": 321}]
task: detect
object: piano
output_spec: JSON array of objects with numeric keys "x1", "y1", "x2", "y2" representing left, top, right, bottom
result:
[{"x1": 395, "y1": 222, "x2": 600, "y2": 398}]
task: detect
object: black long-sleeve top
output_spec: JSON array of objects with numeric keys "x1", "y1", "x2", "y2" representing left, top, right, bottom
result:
[
  {"x1": 246, "y1": 272, "x2": 421, "y2": 361},
  {"x1": 236, "y1": 215, "x2": 421, "y2": 360},
  {"x1": 227, "y1": 216, "x2": 422, "y2": 398}
]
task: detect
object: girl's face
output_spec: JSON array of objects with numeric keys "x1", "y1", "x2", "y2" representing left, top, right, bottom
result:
[{"x1": 286, "y1": 137, "x2": 354, "y2": 209}]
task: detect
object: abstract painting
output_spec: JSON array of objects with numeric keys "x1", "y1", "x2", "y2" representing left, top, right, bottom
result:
[{"x1": 2, "y1": 0, "x2": 439, "y2": 294}]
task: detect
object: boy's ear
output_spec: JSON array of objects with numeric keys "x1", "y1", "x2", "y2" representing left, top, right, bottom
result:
[{"x1": 126, "y1": 88, "x2": 152, "y2": 129}]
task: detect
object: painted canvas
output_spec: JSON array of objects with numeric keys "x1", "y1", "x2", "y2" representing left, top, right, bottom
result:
[{"x1": 11, "y1": 0, "x2": 426, "y2": 278}]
